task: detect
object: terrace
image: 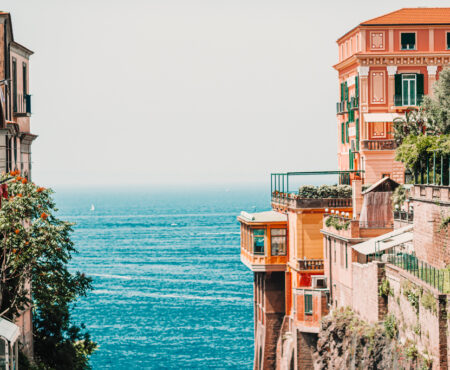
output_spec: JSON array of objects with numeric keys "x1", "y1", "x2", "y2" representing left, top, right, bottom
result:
[{"x1": 270, "y1": 171, "x2": 363, "y2": 211}]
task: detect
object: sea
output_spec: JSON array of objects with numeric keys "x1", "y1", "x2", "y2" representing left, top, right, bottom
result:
[{"x1": 53, "y1": 186, "x2": 269, "y2": 369}]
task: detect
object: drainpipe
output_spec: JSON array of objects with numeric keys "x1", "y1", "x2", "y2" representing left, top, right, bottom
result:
[
  {"x1": 328, "y1": 237, "x2": 333, "y2": 306},
  {"x1": 3, "y1": 19, "x2": 9, "y2": 121}
]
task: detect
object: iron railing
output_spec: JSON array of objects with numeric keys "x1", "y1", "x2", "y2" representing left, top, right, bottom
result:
[
  {"x1": 394, "y1": 94, "x2": 424, "y2": 107},
  {"x1": 375, "y1": 247, "x2": 450, "y2": 293},
  {"x1": 409, "y1": 153, "x2": 450, "y2": 186},
  {"x1": 359, "y1": 221, "x2": 394, "y2": 229},
  {"x1": 394, "y1": 210, "x2": 414, "y2": 223},
  {"x1": 271, "y1": 170, "x2": 365, "y2": 195},
  {"x1": 336, "y1": 101, "x2": 346, "y2": 114},
  {"x1": 349, "y1": 96, "x2": 359, "y2": 110}
]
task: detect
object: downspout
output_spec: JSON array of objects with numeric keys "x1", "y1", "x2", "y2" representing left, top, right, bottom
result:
[
  {"x1": 328, "y1": 237, "x2": 333, "y2": 306},
  {"x1": 4, "y1": 19, "x2": 9, "y2": 121}
]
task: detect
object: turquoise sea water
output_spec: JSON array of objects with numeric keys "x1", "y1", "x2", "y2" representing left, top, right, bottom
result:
[{"x1": 54, "y1": 187, "x2": 268, "y2": 369}]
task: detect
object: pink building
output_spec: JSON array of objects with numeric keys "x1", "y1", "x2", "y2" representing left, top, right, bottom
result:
[{"x1": 335, "y1": 8, "x2": 450, "y2": 184}]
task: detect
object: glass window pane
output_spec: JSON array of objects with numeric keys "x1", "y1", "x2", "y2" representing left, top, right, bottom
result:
[
  {"x1": 271, "y1": 236, "x2": 286, "y2": 256},
  {"x1": 410, "y1": 80, "x2": 416, "y2": 105},
  {"x1": 253, "y1": 229, "x2": 265, "y2": 255},
  {"x1": 271, "y1": 229, "x2": 286, "y2": 236},
  {"x1": 403, "y1": 80, "x2": 408, "y2": 105},
  {"x1": 253, "y1": 229, "x2": 264, "y2": 236}
]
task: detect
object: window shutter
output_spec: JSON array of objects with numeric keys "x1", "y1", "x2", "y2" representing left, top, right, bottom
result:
[
  {"x1": 355, "y1": 76, "x2": 359, "y2": 97},
  {"x1": 416, "y1": 73, "x2": 424, "y2": 98},
  {"x1": 341, "y1": 122, "x2": 345, "y2": 144},
  {"x1": 356, "y1": 118, "x2": 359, "y2": 151},
  {"x1": 395, "y1": 74, "x2": 402, "y2": 96},
  {"x1": 346, "y1": 122, "x2": 349, "y2": 143},
  {"x1": 349, "y1": 149, "x2": 353, "y2": 170}
]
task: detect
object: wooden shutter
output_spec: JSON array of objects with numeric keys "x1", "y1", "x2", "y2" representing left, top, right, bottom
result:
[
  {"x1": 356, "y1": 118, "x2": 360, "y2": 151},
  {"x1": 355, "y1": 76, "x2": 359, "y2": 97},
  {"x1": 395, "y1": 74, "x2": 402, "y2": 96},
  {"x1": 346, "y1": 122, "x2": 349, "y2": 143},
  {"x1": 416, "y1": 73, "x2": 424, "y2": 98},
  {"x1": 341, "y1": 122, "x2": 345, "y2": 144}
]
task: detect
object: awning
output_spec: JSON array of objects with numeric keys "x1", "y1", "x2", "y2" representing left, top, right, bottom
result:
[
  {"x1": 0, "y1": 317, "x2": 20, "y2": 343},
  {"x1": 363, "y1": 113, "x2": 404, "y2": 122},
  {"x1": 352, "y1": 225, "x2": 413, "y2": 255}
]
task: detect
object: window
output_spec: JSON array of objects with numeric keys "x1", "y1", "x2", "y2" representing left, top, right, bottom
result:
[
  {"x1": 23, "y1": 62, "x2": 27, "y2": 97},
  {"x1": 253, "y1": 229, "x2": 265, "y2": 255},
  {"x1": 402, "y1": 74, "x2": 416, "y2": 106},
  {"x1": 304, "y1": 294, "x2": 313, "y2": 315},
  {"x1": 341, "y1": 122, "x2": 345, "y2": 144},
  {"x1": 394, "y1": 73, "x2": 424, "y2": 106},
  {"x1": 447, "y1": 32, "x2": 450, "y2": 49},
  {"x1": 271, "y1": 228, "x2": 286, "y2": 256},
  {"x1": 401, "y1": 33, "x2": 416, "y2": 50}
]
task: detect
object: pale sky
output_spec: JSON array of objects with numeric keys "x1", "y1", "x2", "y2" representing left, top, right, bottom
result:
[{"x1": 1, "y1": 0, "x2": 447, "y2": 187}]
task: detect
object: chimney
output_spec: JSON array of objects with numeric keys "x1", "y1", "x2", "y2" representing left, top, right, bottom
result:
[{"x1": 352, "y1": 180, "x2": 363, "y2": 219}]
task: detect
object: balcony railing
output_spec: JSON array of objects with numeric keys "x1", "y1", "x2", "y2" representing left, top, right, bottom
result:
[
  {"x1": 394, "y1": 210, "x2": 414, "y2": 223},
  {"x1": 271, "y1": 170, "x2": 365, "y2": 195},
  {"x1": 361, "y1": 140, "x2": 397, "y2": 151},
  {"x1": 407, "y1": 153, "x2": 450, "y2": 186},
  {"x1": 13, "y1": 94, "x2": 31, "y2": 115},
  {"x1": 349, "y1": 96, "x2": 358, "y2": 110},
  {"x1": 272, "y1": 194, "x2": 352, "y2": 209},
  {"x1": 394, "y1": 94, "x2": 423, "y2": 107},
  {"x1": 336, "y1": 101, "x2": 346, "y2": 114},
  {"x1": 298, "y1": 259, "x2": 324, "y2": 271},
  {"x1": 374, "y1": 247, "x2": 450, "y2": 293}
]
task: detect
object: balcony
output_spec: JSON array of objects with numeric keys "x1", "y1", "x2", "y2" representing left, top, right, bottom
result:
[
  {"x1": 238, "y1": 211, "x2": 288, "y2": 272},
  {"x1": 361, "y1": 140, "x2": 397, "y2": 151},
  {"x1": 298, "y1": 259, "x2": 324, "y2": 272},
  {"x1": 336, "y1": 101, "x2": 346, "y2": 114},
  {"x1": 349, "y1": 96, "x2": 358, "y2": 110},
  {"x1": 394, "y1": 94, "x2": 423, "y2": 108},
  {"x1": 13, "y1": 94, "x2": 31, "y2": 116},
  {"x1": 394, "y1": 210, "x2": 414, "y2": 223}
]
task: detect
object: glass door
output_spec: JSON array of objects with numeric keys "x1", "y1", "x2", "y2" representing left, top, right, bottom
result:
[{"x1": 402, "y1": 74, "x2": 416, "y2": 106}]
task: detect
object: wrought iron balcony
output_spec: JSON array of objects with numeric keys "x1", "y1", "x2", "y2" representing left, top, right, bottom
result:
[
  {"x1": 336, "y1": 101, "x2": 346, "y2": 114},
  {"x1": 394, "y1": 94, "x2": 423, "y2": 107},
  {"x1": 361, "y1": 140, "x2": 397, "y2": 151},
  {"x1": 349, "y1": 96, "x2": 359, "y2": 110}
]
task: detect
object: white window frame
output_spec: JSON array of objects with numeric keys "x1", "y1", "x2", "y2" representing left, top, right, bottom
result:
[{"x1": 402, "y1": 74, "x2": 417, "y2": 106}]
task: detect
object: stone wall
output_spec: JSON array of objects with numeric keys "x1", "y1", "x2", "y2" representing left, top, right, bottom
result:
[
  {"x1": 412, "y1": 185, "x2": 450, "y2": 268},
  {"x1": 351, "y1": 261, "x2": 385, "y2": 323}
]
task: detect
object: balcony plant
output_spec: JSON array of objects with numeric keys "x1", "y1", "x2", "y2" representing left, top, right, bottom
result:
[{"x1": 298, "y1": 184, "x2": 352, "y2": 199}]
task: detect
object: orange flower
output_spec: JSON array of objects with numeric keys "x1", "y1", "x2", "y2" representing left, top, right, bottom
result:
[
  {"x1": 25, "y1": 241, "x2": 29, "y2": 246},
  {"x1": 16, "y1": 193, "x2": 22, "y2": 198},
  {"x1": 12, "y1": 249, "x2": 16, "y2": 254},
  {"x1": 14, "y1": 229, "x2": 20, "y2": 234},
  {"x1": 40, "y1": 212, "x2": 48, "y2": 220},
  {"x1": 21, "y1": 178, "x2": 27, "y2": 184},
  {"x1": 16, "y1": 176, "x2": 22, "y2": 181},
  {"x1": 9, "y1": 170, "x2": 15, "y2": 176},
  {"x1": 37, "y1": 187, "x2": 45, "y2": 193}
]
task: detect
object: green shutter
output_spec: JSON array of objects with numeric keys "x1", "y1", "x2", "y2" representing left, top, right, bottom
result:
[
  {"x1": 346, "y1": 122, "x2": 349, "y2": 143},
  {"x1": 356, "y1": 118, "x2": 360, "y2": 151},
  {"x1": 341, "y1": 122, "x2": 345, "y2": 144},
  {"x1": 417, "y1": 73, "x2": 424, "y2": 103},
  {"x1": 304, "y1": 294, "x2": 312, "y2": 314},
  {"x1": 355, "y1": 76, "x2": 359, "y2": 97},
  {"x1": 349, "y1": 149, "x2": 353, "y2": 170},
  {"x1": 394, "y1": 74, "x2": 402, "y2": 106}
]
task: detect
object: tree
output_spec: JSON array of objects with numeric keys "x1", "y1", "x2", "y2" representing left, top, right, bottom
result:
[
  {"x1": 0, "y1": 171, "x2": 96, "y2": 369},
  {"x1": 421, "y1": 67, "x2": 450, "y2": 135}
]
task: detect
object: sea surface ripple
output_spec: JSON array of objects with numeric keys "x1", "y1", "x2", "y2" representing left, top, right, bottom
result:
[{"x1": 54, "y1": 186, "x2": 268, "y2": 369}]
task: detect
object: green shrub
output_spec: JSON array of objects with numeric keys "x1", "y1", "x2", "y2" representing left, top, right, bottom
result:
[
  {"x1": 298, "y1": 184, "x2": 352, "y2": 199},
  {"x1": 421, "y1": 291, "x2": 437, "y2": 314},
  {"x1": 379, "y1": 279, "x2": 393, "y2": 298},
  {"x1": 325, "y1": 216, "x2": 350, "y2": 231},
  {"x1": 384, "y1": 314, "x2": 398, "y2": 339}
]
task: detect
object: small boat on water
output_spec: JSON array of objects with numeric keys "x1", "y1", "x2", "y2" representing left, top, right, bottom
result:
[{"x1": 90, "y1": 204, "x2": 95, "y2": 211}]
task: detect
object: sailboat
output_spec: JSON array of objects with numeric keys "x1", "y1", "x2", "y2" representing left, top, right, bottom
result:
[{"x1": 90, "y1": 204, "x2": 95, "y2": 211}]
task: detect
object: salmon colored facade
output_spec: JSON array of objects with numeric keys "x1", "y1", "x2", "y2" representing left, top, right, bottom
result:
[
  {"x1": 0, "y1": 12, "x2": 36, "y2": 361},
  {"x1": 335, "y1": 8, "x2": 450, "y2": 184}
]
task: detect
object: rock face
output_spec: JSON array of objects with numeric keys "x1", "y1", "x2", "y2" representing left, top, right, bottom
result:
[{"x1": 313, "y1": 308, "x2": 426, "y2": 370}]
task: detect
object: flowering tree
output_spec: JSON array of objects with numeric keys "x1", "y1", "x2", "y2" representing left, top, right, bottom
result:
[{"x1": 0, "y1": 171, "x2": 96, "y2": 369}]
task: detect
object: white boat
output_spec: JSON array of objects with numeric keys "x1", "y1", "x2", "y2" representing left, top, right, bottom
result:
[{"x1": 90, "y1": 204, "x2": 95, "y2": 211}]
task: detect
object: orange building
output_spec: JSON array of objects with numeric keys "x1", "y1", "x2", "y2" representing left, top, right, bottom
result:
[
  {"x1": 335, "y1": 7, "x2": 450, "y2": 184},
  {"x1": 239, "y1": 7, "x2": 450, "y2": 370}
]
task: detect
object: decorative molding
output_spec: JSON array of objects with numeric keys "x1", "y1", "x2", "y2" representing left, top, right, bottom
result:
[
  {"x1": 370, "y1": 32, "x2": 385, "y2": 50},
  {"x1": 427, "y1": 65, "x2": 438, "y2": 76},
  {"x1": 357, "y1": 54, "x2": 450, "y2": 67},
  {"x1": 358, "y1": 66, "x2": 370, "y2": 77},
  {"x1": 346, "y1": 75, "x2": 355, "y2": 87},
  {"x1": 370, "y1": 71, "x2": 386, "y2": 104},
  {"x1": 387, "y1": 66, "x2": 397, "y2": 76}
]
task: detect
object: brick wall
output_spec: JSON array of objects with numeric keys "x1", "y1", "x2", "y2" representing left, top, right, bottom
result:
[
  {"x1": 412, "y1": 185, "x2": 450, "y2": 268},
  {"x1": 297, "y1": 331, "x2": 317, "y2": 370}
]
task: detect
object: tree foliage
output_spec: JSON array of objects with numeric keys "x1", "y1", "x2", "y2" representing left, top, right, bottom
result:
[{"x1": 0, "y1": 171, "x2": 96, "y2": 369}]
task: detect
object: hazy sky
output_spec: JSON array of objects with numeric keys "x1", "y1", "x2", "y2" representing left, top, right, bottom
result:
[{"x1": 1, "y1": 0, "x2": 447, "y2": 187}]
